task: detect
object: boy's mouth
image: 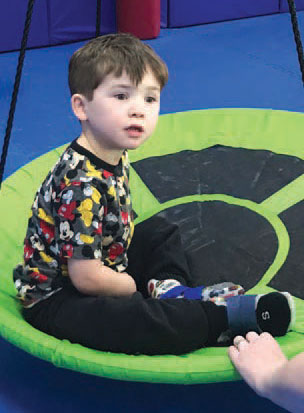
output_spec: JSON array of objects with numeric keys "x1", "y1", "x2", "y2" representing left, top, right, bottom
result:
[
  {"x1": 125, "y1": 125, "x2": 145, "y2": 138},
  {"x1": 125, "y1": 125, "x2": 144, "y2": 133}
]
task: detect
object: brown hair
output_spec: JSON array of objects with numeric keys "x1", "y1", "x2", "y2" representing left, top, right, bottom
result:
[{"x1": 68, "y1": 33, "x2": 169, "y2": 100}]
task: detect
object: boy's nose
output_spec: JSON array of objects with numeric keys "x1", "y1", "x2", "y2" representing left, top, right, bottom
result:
[
  {"x1": 130, "y1": 110, "x2": 144, "y2": 118},
  {"x1": 128, "y1": 101, "x2": 145, "y2": 118}
]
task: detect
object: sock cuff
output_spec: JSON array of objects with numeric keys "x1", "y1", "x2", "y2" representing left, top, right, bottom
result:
[{"x1": 226, "y1": 295, "x2": 261, "y2": 336}]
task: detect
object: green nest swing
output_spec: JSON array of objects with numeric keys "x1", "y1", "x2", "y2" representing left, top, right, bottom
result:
[{"x1": 1, "y1": 108, "x2": 304, "y2": 384}]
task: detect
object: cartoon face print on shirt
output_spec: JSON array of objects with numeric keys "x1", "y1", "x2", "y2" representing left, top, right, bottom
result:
[{"x1": 59, "y1": 221, "x2": 74, "y2": 241}]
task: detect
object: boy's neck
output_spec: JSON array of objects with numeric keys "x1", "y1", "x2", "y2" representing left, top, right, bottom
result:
[{"x1": 77, "y1": 133, "x2": 123, "y2": 166}]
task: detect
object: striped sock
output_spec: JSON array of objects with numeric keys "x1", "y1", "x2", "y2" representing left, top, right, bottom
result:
[{"x1": 148, "y1": 279, "x2": 182, "y2": 299}]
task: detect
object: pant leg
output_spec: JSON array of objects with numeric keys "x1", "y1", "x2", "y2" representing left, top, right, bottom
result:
[
  {"x1": 127, "y1": 215, "x2": 192, "y2": 296},
  {"x1": 23, "y1": 286, "x2": 227, "y2": 355}
]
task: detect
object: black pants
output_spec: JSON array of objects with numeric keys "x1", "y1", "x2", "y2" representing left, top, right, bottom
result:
[{"x1": 23, "y1": 216, "x2": 227, "y2": 355}]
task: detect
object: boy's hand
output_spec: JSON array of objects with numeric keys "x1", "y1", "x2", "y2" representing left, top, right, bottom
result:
[
  {"x1": 119, "y1": 272, "x2": 137, "y2": 293},
  {"x1": 68, "y1": 258, "x2": 137, "y2": 296}
]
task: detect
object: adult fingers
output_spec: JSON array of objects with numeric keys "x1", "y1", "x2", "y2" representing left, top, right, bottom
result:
[
  {"x1": 228, "y1": 345, "x2": 240, "y2": 363},
  {"x1": 259, "y1": 331, "x2": 274, "y2": 341},
  {"x1": 233, "y1": 335, "x2": 249, "y2": 353},
  {"x1": 246, "y1": 331, "x2": 259, "y2": 342},
  {"x1": 233, "y1": 335, "x2": 245, "y2": 347}
]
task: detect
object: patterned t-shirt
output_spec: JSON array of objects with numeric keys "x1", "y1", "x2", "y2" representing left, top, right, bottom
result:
[{"x1": 13, "y1": 140, "x2": 134, "y2": 308}]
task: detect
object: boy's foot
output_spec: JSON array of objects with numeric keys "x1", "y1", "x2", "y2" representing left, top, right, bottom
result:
[
  {"x1": 148, "y1": 279, "x2": 245, "y2": 302},
  {"x1": 148, "y1": 279, "x2": 181, "y2": 299},
  {"x1": 255, "y1": 292, "x2": 295, "y2": 336},
  {"x1": 226, "y1": 292, "x2": 295, "y2": 338},
  {"x1": 202, "y1": 282, "x2": 245, "y2": 302}
]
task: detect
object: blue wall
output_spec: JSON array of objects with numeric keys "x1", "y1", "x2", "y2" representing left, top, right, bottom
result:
[
  {"x1": 167, "y1": 0, "x2": 304, "y2": 27},
  {"x1": 1, "y1": 0, "x2": 303, "y2": 52}
]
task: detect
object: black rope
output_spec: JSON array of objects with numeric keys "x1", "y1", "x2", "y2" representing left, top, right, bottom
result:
[
  {"x1": 0, "y1": 0, "x2": 36, "y2": 190},
  {"x1": 287, "y1": 0, "x2": 304, "y2": 86},
  {"x1": 96, "y1": 0, "x2": 101, "y2": 37}
]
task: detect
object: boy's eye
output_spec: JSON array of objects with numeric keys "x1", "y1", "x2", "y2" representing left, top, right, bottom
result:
[
  {"x1": 115, "y1": 94, "x2": 128, "y2": 100},
  {"x1": 146, "y1": 96, "x2": 157, "y2": 103}
]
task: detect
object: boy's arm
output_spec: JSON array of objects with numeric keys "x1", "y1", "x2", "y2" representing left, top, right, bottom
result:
[{"x1": 68, "y1": 258, "x2": 137, "y2": 297}]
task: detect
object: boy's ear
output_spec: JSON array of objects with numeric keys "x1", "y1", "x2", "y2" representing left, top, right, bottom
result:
[{"x1": 71, "y1": 94, "x2": 88, "y2": 121}]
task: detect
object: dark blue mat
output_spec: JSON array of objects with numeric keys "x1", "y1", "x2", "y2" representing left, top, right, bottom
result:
[{"x1": 0, "y1": 336, "x2": 286, "y2": 413}]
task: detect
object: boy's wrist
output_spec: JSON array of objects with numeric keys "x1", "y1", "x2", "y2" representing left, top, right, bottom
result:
[{"x1": 116, "y1": 272, "x2": 137, "y2": 295}]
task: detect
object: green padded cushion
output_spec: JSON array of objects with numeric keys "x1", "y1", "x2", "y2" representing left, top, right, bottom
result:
[{"x1": 1, "y1": 108, "x2": 304, "y2": 384}]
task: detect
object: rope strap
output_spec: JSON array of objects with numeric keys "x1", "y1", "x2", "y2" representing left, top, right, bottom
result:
[
  {"x1": 0, "y1": 0, "x2": 36, "y2": 190},
  {"x1": 287, "y1": 0, "x2": 304, "y2": 86},
  {"x1": 96, "y1": 0, "x2": 101, "y2": 37}
]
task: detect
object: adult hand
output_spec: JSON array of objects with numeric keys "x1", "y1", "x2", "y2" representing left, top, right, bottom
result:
[{"x1": 228, "y1": 332, "x2": 288, "y2": 398}]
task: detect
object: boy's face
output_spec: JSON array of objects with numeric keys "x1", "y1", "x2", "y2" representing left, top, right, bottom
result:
[{"x1": 76, "y1": 67, "x2": 161, "y2": 156}]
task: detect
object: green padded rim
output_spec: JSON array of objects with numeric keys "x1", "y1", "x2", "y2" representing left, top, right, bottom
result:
[{"x1": 1, "y1": 108, "x2": 304, "y2": 384}]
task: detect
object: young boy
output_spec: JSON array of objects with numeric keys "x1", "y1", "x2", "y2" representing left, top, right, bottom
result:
[{"x1": 13, "y1": 33, "x2": 295, "y2": 355}]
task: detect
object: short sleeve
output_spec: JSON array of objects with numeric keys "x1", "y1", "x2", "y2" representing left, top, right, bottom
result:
[{"x1": 53, "y1": 183, "x2": 104, "y2": 260}]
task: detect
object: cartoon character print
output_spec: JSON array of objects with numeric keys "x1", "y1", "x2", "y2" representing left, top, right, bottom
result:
[
  {"x1": 58, "y1": 200, "x2": 77, "y2": 221},
  {"x1": 61, "y1": 244, "x2": 74, "y2": 259},
  {"x1": 14, "y1": 145, "x2": 134, "y2": 307},
  {"x1": 86, "y1": 160, "x2": 103, "y2": 180},
  {"x1": 69, "y1": 152, "x2": 85, "y2": 170},
  {"x1": 39, "y1": 251, "x2": 58, "y2": 268},
  {"x1": 107, "y1": 184, "x2": 117, "y2": 201},
  {"x1": 103, "y1": 170, "x2": 113, "y2": 179},
  {"x1": 122, "y1": 225, "x2": 130, "y2": 242},
  {"x1": 24, "y1": 239, "x2": 35, "y2": 261},
  {"x1": 78, "y1": 234, "x2": 94, "y2": 245},
  {"x1": 102, "y1": 235, "x2": 113, "y2": 247},
  {"x1": 38, "y1": 208, "x2": 54, "y2": 225},
  {"x1": 61, "y1": 189, "x2": 74, "y2": 204},
  {"x1": 54, "y1": 162, "x2": 67, "y2": 178},
  {"x1": 121, "y1": 211, "x2": 129, "y2": 225},
  {"x1": 59, "y1": 221, "x2": 74, "y2": 241},
  {"x1": 29, "y1": 270, "x2": 48, "y2": 284},
  {"x1": 106, "y1": 212, "x2": 118, "y2": 224},
  {"x1": 117, "y1": 178, "x2": 127, "y2": 200},
  {"x1": 49, "y1": 243, "x2": 60, "y2": 257},
  {"x1": 63, "y1": 151, "x2": 73, "y2": 163},
  {"x1": 30, "y1": 234, "x2": 44, "y2": 251},
  {"x1": 14, "y1": 279, "x2": 36, "y2": 301},
  {"x1": 94, "y1": 249, "x2": 102, "y2": 259},
  {"x1": 77, "y1": 198, "x2": 93, "y2": 227},
  {"x1": 92, "y1": 220, "x2": 102, "y2": 235},
  {"x1": 108, "y1": 243, "x2": 124, "y2": 261},
  {"x1": 39, "y1": 221, "x2": 55, "y2": 244},
  {"x1": 43, "y1": 186, "x2": 52, "y2": 203}
]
